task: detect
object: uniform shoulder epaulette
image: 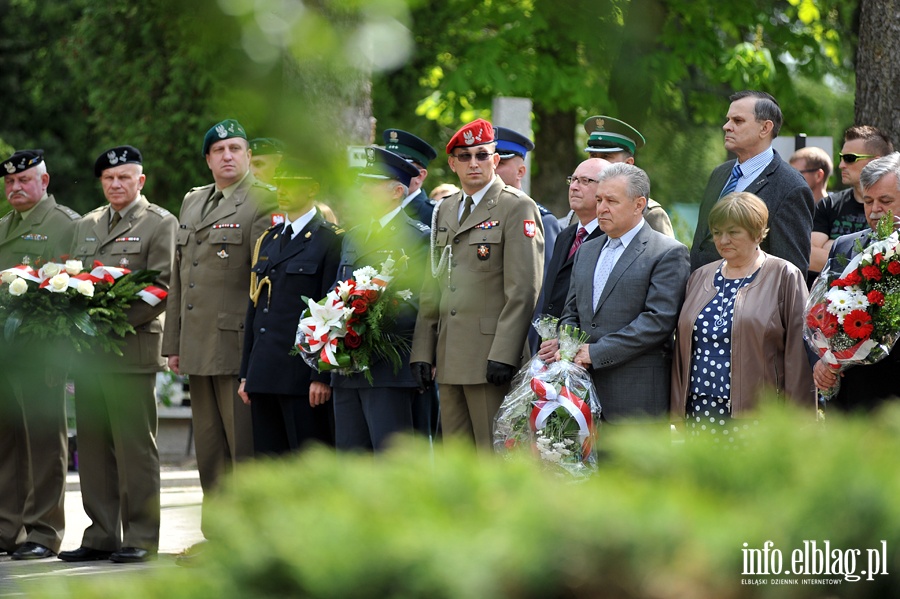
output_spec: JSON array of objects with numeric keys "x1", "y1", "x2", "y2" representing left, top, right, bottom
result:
[
  {"x1": 536, "y1": 202, "x2": 553, "y2": 217},
  {"x1": 86, "y1": 205, "x2": 107, "y2": 217},
  {"x1": 502, "y1": 185, "x2": 526, "y2": 198},
  {"x1": 326, "y1": 222, "x2": 345, "y2": 235},
  {"x1": 147, "y1": 204, "x2": 173, "y2": 218},
  {"x1": 188, "y1": 183, "x2": 214, "y2": 194},
  {"x1": 252, "y1": 180, "x2": 277, "y2": 193},
  {"x1": 55, "y1": 204, "x2": 82, "y2": 220},
  {"x1": 409, "y1": 220, "x2": 431, "y2": 235}
]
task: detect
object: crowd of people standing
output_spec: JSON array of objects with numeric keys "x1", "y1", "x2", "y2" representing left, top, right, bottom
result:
[{"x1": 1, "y1": 88, "x2": 897, "y2": 565}]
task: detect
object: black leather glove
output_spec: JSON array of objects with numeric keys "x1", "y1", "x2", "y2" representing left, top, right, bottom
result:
[
  {"x1": 486, "y1": 360, "x2": 517, "y2": 386},
  {"x1": 411, "y1": 361, "x2": 433, "y2": 392}
]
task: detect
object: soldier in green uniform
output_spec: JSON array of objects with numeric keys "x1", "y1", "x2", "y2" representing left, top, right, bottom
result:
[
  {"x1": 162, "y1": 119, "x2": 277, "y2": 557},
  {"x1": 0, "y1": 149, "x2": 79, "y2": 560},
  {"x1": 60, "y1": 146, "x2": 176, "y2": 564},
  {"x1": 410, "y1": 119, "x2": 544, "y2": 450}
]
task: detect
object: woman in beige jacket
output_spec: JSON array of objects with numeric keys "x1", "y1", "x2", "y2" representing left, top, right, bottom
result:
[{"x1": 671, "y1": 192, "x2": 815, "y2": 439}]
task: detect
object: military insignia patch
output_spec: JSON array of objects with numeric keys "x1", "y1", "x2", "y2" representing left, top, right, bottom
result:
[
  {"x1": 4, "y1": 162, "x2": 15, "y2": 174},
  {"x1": 114, "y1": 236, "x2": 140, "y2": 242},
  {"x1": 272, "y1": 213, "x2": 285, "y2": 226},
  {"x1": 305, "y1": 231, "x2": 312, "y2": 239},
  {"x1": 119, "y1": 257, "x2": 130, "y2": 267},
  {"x1": 217, "y1": 249, "x2": 229, "y2": 259},
  {"x1": 216, "y1": 124, "x2": 228, "y2": 138},
  {"x1": 21, "y1": 255, "x2": 31, "y2": 265},
  {"x1": 477, "y1": 244, "x2": 490, "y2": 260},
  {"x1": 524, "y1": 220, "x2": 536, "y2": 238},
  {"x1": 212, "y1": 223, "x2": 241, "y2": 229},
  {"x1": 20, "y1": 234, "x2": 48, "y2": 241}
]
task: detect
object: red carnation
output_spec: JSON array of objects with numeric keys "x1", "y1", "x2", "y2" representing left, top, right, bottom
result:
[
  {"x1": 830, "y1": 278, "x2": 846, "y2": 288},
  {"x1": 862, "y1": 265, "x2": 882, "y2": 281},
  {"x1": 888, "y1": 261, "x2": 900, "y2": 275},
  {"x1": 875, "y1": 252, "x2": 884, "y2": 265},
  {"x1": 350, "y1": 298, "x2": 368, "y2": 314},
  {"x1": 867, "y1": 290, "x2": 885, "y2": 306},
  {"x1": 364, "y1": 289, "x2": 379, "y2": 302},
  {"x1": 843, "y1": 309, "x2": 874, "y2": 340},
  {"x1": 344, "y1": 331, "x2": 362, "y2": 349},
  {"x1": 843, "y1": 270, "x2": 863, "y2": 286}
]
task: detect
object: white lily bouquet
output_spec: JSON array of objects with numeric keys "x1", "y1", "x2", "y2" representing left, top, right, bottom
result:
[{"x1": 493, "y1": 316, "x2": 602, "y2": 475}]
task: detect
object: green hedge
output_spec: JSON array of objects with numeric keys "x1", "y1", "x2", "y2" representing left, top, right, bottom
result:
[{"x1": 33, "y1": 401, "x2": 900, "y2": 598}]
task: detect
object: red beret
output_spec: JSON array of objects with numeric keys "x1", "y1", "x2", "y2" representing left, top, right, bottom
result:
[{"x1": 445, "y1": 118, "x2": 494, "y2": 154}]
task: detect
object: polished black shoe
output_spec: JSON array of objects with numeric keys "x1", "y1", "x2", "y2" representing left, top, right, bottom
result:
[
  {"x1": 110, "y1": 547, "x2": 155, "y2": 563},
  {"x1": 58, "y1": 546, "x2": 114, "y2": 562},
  {"x1": 11, "y1": 542, "x2": 56, "y2": 560}
]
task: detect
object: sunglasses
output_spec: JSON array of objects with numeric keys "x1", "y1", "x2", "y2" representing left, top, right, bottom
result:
[
  {"x1": 840, "y1": 153, "x2": 878, "y2": 164},
  {"x1": 452, "y1": 151, "x2": 494, "y2": 163}
]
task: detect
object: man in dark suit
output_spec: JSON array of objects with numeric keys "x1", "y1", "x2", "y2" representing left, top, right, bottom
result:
[
  {"x1": 691, "y1": 90, "x2": 814, "y2": 273},
  {"x1": 62, "y1": 146, "x2": 176, "y2": 563},
  {"x1": 332, "y1": 148, "x2": 430, "y2": 451},
  {"x1": 0, "y1": 150, "x2": 79, "y2": 560},
  {"x1": 813, "y1": 152, "x2": 900, "y2": 411},
  {"x1": 541, "y1": 163, "x2": 690, "y2": 422},
  {"x1": 238, "y1": 160, "x2": 343, "y2": 455},
  {"x1": 383, "y1": 129, "x2": 437, "y2": 226},
  {"x1": 541, "y1": 157, "x2": 609, "y2": 318}
]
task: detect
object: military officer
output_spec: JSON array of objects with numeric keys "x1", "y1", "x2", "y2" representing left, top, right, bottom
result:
[
  {"x1": 238, "y1": 160, "x2": 343, "y2": 455},
  {"x1": 162, "y1": 119, "x2": 277, "y2": 549},
  {"x1": 0, "y1": 149, "x2": 79, "y2": 560},
  {"x1": 579, "y1": 115, "x2": 675, "y2": 237},
  {"x1": 332, "y1": 148, "x2": 430, "y2": 451},
  {"x1": 383, "y1": 128, "x2": 438, "y2": 225},
  {"x1": 410, "y1": 119, "x2": 544, "y2": 450},
  {"x1": 59, "y1": 146, "x2": 176, "y2": 564},
  {"x1": 249, "y1": 137, "x2": 284, "y2": 185}
]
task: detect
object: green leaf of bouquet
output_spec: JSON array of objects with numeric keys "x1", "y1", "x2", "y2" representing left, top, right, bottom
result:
[
  {"x1": 70, "y1": 311, "x2": 98, "y2": 337},
  {"x1": 4, "y1": 309, "x2": 22, "y2": 342}
]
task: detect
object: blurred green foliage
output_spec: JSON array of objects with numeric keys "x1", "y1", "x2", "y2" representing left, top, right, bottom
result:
[{"x1": 32, "y1": 401, "x2": 900, "y2": 598}]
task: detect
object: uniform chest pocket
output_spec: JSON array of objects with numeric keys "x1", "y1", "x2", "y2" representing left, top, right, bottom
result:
[
  {"x1": 285, "y1": 259, "x2": 319, "y2": 276},
  {"x1": 175, "y1": 229, "x2": 192, "y2": 246},
  {"x1": 435, "y1": 230, "x2": 450, "y2": 249},
  {"x1": 73, "y1": 240, "x2": 101, "y2": 259},
  {"x1": 111, "y1": 241, "x2": 142, "y2": 255},
  {"x1": 208, "y1": 229, "x2": 243, "y2": 246},
  {"x1": 467, "y1": 228, "x2": 503, "y2": 271}
]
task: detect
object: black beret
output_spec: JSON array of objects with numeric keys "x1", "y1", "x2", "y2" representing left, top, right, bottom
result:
[
  {"x1": 1, "y1": 149, "x2": 44, "y2": 175},
  {"x1": 202, "y1": 119, "x2": 247, "y2": 155},
  {"x1": 94, "y1": 145, "x2": 143, "y2": 177},
  {"x1": 382, "y1": 129, "x2": 437, "y2": 167}
]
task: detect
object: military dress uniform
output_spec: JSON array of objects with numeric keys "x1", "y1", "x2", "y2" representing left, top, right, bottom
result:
[
  {"x1": 68, "y1": 195, "x2": 176, "y2": 554},
  {"x1": 0, "y1": 194, "x2": 79, "y2": 555},
  {"x1": 161, "y1": 172, "x2": 276, "y2": 536},
  {"x1": 411, "y1": 176, "x2": 544, "y2": 449},
  {"x1": 332, "y1": 211, "x2": 431, "y2": 451},
  {"x1": 239, "y1": 210, "x2": 343, "y2": 454}
]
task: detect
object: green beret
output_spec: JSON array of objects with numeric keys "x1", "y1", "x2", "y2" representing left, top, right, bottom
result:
[
  {"x1": 203, "y1": 119, "x2": 248, "y2": 155},
  {"x1": 249, "y1": 138, "x2": 284, "y2": 156}
]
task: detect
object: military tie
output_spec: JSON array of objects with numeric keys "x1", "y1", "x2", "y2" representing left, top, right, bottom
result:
[
  {"x1": 202, "y1": 190, "x2": 224, "y2": 219},
  {"x1": 280, "y1": 223, "x2": 293, "y2": 249},
  {"x1": 567, "y1": 226, "x2": 588, "y2": 260},
  {"x1": 459, "y1": 195, "x2": 474, "y2": 226},
  {"x1": 719, "y1": 163, "x2": 743, "y2": 198},
  {"x1": 593, "y1": 237, "x2": 623, "y2": 309},
  {"x1": 108, "y1": 211, "x2": 122, "y2": 233}
]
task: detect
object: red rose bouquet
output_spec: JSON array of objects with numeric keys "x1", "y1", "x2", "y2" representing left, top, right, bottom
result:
[
  {"x1": 0, "y1": 259, "x2": 166, "y2": 355},
  {"x1": 294, "y1": 255, "x2": 412, "y2": 383},
  {"x1": 805, "y1": 216, "x2": 900, "y2": 400},
  {"x1": 493, "y1": 317, "x2": 602, "y2": 476}
]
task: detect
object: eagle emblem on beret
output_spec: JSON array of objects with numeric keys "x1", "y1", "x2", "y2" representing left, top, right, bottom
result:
[
  {"x1": 216, "y1": 124, "x2": 228, "y2": 138},
  {"x1": 463, "y1": 130, "x2": 474, "y2": 145},
  {"x1": 595, "y1": 118, "x2": 605, "y2": 130},
  {"x1": 4, "y1": 162, "x2": 15, "y2": 174},
  {"x1": 108, "y1": 150, "x2": 119, "y2": 165}
]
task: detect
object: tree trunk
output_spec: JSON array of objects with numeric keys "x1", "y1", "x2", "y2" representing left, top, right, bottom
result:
[
  {"x1": 856, "y1": 0, "x2": 900, "y2": 147},
  {"x1": 533, "y1": 106, "x2": 578, "y2": 216}
]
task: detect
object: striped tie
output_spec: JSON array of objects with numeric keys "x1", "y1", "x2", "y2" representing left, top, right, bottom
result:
[
  {"x1": 568, "y1": 226, "x2": 587, "y2": 260},
  {"x1": 720, "y1": 163, "x2": 743, "y2": 198}
]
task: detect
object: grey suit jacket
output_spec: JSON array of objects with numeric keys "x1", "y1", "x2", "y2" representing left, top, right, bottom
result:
[
  {"x1": 560, "y1": 221, "x2": 690, "y2": 422},
  {"x1": 691, "y1": 149, "x2": 814, "y2": 273}
]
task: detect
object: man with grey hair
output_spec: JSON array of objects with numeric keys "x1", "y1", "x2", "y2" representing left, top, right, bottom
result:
[
  {"x1": 539, "y1": 163, "x2": 690, "y2": 422},
  {"x1": 813, "y1": 152, "x2": 900, "y2": 412},
  {"x1": 691, "y1": 90, "x2": 814, "y2": 274},
  {"x1": 0, "y1": 149, "x2": 79, "y2": 560}
]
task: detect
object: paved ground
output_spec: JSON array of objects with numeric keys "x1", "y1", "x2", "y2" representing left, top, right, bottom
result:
[{"x1": 0, "y1": 464, "x2": 203, "y2": 597}]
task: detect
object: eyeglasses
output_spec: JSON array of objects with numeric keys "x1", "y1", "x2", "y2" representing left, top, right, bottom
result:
[
  {"x1": 840, "y1": 153, "x2": 878, "y2": 164},
  {"x1": 452, "y1": 151, "x2": 494, "y2": 162},
  {"x1": 566, "y1": 175, "x2": 599, "y2": 186}
]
